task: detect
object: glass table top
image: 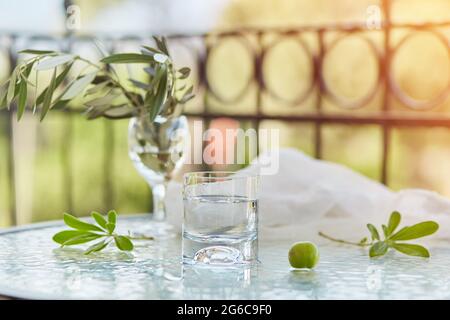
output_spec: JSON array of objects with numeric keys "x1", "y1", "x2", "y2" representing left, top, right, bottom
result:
[{"x1": 0, "y1": 215, "x2": 449, "y2": 299}]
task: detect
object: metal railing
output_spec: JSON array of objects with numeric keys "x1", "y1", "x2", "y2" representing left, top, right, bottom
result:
[{"x1": 1, "y1": 0, "x2": 450, "y2": 224}]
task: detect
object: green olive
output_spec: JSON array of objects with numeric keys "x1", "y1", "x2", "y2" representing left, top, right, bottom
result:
[{"x1": 288, "y1": 241, "x2": 319, "y2": 269}]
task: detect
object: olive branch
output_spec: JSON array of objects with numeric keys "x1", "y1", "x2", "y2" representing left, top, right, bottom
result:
[
  {"x1": 0, "y1": 37, "x2": 194, "y2": 122},
  {"x1": 53, "y1": 210, "x2": 153, "y2": 255}
]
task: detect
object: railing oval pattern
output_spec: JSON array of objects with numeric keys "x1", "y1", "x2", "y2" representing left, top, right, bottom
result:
[
  {"x1": 320, "y1": 33, "x2": 383, "y2": 110},
  {"x1": 205, "y1": 33, "x2": 256, "y2": 105},
  {"x1": 388, "y1": 28, "x2": 450, "y2": 110},
  {"x1": 260, "y1": 34, "x2": 316, "y2": 106}
]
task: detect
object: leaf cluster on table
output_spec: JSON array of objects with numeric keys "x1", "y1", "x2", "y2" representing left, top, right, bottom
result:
[
  {"x1": 365, "y1": 211, "x2": 439, "y2": 258},
  {"x1": 53, "y1": 210, "x2": 140, "y2": 254},
  {"x1": 319, "y1": 211, "x2": 439, "y2": 258}
]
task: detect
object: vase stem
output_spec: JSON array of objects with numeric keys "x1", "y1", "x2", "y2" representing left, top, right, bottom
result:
[{"x1": 151, "y1": 183, "x2": 167, "y2": 221}]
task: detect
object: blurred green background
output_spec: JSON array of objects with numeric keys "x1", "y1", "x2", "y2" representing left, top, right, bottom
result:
[{"x1": 1, "y1": 0, "x2": 450, "y2": 226}]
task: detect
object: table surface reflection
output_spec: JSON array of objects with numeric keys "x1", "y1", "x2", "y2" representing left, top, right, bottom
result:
[{"x1": 0, "y1": 215, "x2": 449, "y2": 299}]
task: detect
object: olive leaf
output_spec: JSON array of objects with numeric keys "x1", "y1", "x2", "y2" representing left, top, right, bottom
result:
[
  {"x1": 102, "y1": 105, "x2": 136, "y2": 119},
  {"x1": 129, "y1": 79, "x2": 151, "y2": 90},
  {"x1": 17, "y1": 81, "x2": 27, "y2": 120},
  {"x1": 149, "y1": 65, "x2": 168, "y2": 121},
  {"x1": 91, "y1": 211, "x2": 107, "y2": 229},
  {"x1": 85, "y1": 104, "x2": 115, "y2": 120},
  {"x1": 387, "y1": 211, "x2": 401, "y2": 235},
  {"x1": 152, "y1": 36, "x2": 170, "y2": 55},
  {"x1": 85, "y1": 91, "x2": 120, "y2": 107},
  {"x1": 40, "y1": 68, "x2": 57, "y2": 121},
  {"x1": 369, "y1": 241, "x2": 388, "y2": 258},
  {"x1": 53, "y1": 211, "x2": 153, "y2": 255},
  {"x1": 18, "y1": 49, "x2": 55, "y2": 55},
  {"x1": 179, "y1": 93, "x2": 195, "y2": 104},
  {"x1": 108, "y1": 210, "x2": 117, "y2": 224},
  {"x1": 114, "y1": 235, "x2": 133, "y2": 251},
  {"x1": 390, "y1": 243, "x2": 430, "y2": 258},
  {"x1": 381, "y1": 224, "x2": 388, "y2": 238},
  {"x1": 53, "y1": 230, "x2": 92, "y2": 244},
  {"x1": 52, "y1": 100, "x2": 70, "y2": 110},
  {"x1": 62, "y1": 233, "x2": 103, "y2": 246},
  {"x1": 61, "y1": 72, "x2": 97, "y2": 100},
  {"x1": 141, "y1": 45, "x2": 163, "y2": 55},
  {"x1": 6, "y1": 66, "x2": 18, "y2": 107},
  {"x1": 84, "y1": 240, "x2": 109, "y2": 255},
  {"x1": 319, "y1": 211, "x2": 439, "y2": 259},
  {"x1": 86, "y1": 80, "x2": 110, "y2": 95},
  {"x1": 106, "y1": 223, "x2": 115, "y2": 234},
  {"x1": 20, "y1": 60, "x2": 36, "y2": 87},
  {"x1": 63, "y1": 212, "x2": 103, "y2": 232},
  {"x1": 101, "y1": 53, "x2": 154, "y2": 64},
  {"x1": 35, "y1": 54, "x2": 74, "y2": 70},
  {"x1": 366, "y1": 224, "x2": 380, "y2": 241},
  {"x1": 390, "y1": 221, "x2": 439, "y2": 241},
  {"x1": 178, "y1": 67, "x2": 191, "y2": 79},
  {"x1": 36, "y1": 62, "x2": 73, "y2": 105},
  {"x1": 178, "y1": 85, "x2": 195, "y2": 104}
]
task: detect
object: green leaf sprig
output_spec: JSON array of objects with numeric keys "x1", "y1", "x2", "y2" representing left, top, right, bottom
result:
[
  {"x1": 53, "y1": 210, "x2": 153, "y2": 255},
  {"x1": 319, "y1": 211, "x2": 439, "y2": 258},
  {"x1": 2, "y1": 36, "x2": 194, "y2": 122}
]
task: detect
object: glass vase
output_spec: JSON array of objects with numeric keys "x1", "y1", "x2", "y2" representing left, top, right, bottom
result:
[{"x1": 128, "y1": 114, "x2": 188, "y2": 222}]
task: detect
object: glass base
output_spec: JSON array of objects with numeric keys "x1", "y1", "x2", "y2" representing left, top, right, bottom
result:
[
  {"x1": 182, "y1": 234, "x2": 258, "y2": 266},
  {"x1": 193, "y1": 246, "x2": 242, "y2": 265}
]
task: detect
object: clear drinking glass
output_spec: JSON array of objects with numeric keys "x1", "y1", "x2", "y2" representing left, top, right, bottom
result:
[{"x1": 182, "y1": 171, "x2": 259, "y2": 265}]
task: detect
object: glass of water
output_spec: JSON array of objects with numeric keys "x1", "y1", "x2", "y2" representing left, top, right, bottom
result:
[{"x1": 182, "y1": 171, "x2": 259, "y2": 265}]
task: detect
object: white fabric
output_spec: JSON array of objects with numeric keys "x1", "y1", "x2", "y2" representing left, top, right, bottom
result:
[{"x1": 166, "y1": 148, "x2": 450, "y2": 244}]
